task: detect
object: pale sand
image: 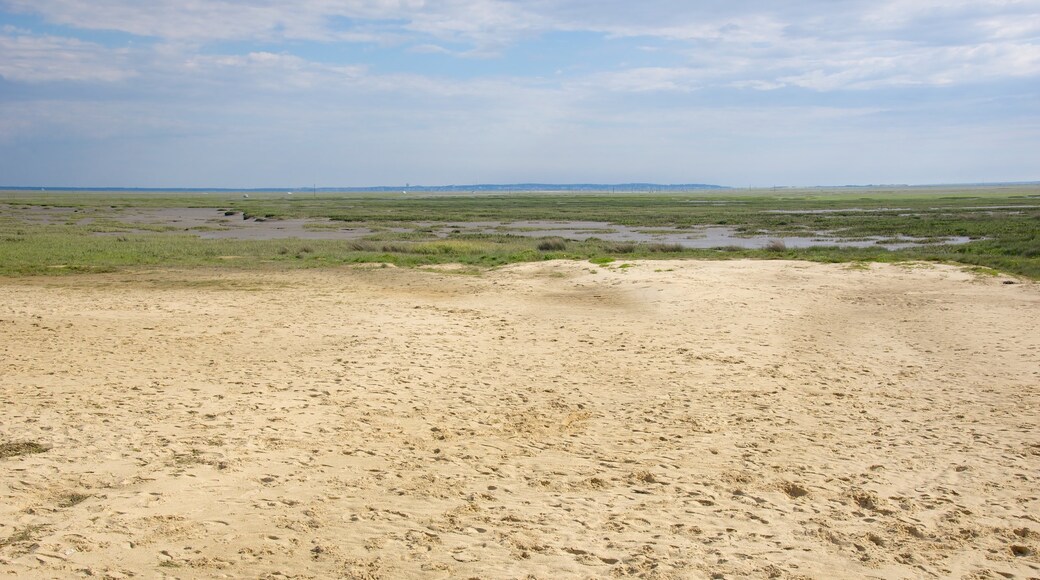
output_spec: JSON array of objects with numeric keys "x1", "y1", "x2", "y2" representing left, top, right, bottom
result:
[{"x1": 1, "y1": 260, "x2": 1037, "y2": 579}]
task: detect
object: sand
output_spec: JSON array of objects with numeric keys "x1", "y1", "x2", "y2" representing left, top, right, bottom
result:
[{"x1": 1, "y1": 260, "x2": 1037, "y2": 579}]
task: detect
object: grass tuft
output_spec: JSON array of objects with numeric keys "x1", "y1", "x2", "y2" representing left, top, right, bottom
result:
[
  {"x1": 0, "y1": 441, "x2": 51, "y2": 459},
  {"x1": 0, "y1": 525, "x2": 46, "y2": 549},
  {"x1": 537, "y1": 237, "x2": 567, "y2": 251},
  {"x1": 57, "y1": 492, "x2": 91, "y2": 508}
]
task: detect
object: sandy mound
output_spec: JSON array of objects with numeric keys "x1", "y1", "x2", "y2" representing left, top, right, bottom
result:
[{"x1": 1, "y1": 260, "x2": 1038, "y2": 579}]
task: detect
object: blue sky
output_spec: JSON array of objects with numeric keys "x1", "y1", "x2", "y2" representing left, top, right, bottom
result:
[{"x1": 0, "y1": 0, "x2": 1037, "y2": 188}]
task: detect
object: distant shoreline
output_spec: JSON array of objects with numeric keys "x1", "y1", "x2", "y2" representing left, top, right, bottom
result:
[
  {"x1": 2, "y1": 181, "x2": 1038, "y2": 193},
  {"x1": 0, "y1": 183, "x2": 728, "y2": 193}
]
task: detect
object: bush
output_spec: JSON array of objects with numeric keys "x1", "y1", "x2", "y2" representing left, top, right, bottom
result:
[
  {"x1": 646, "y1": 243, "x2": 684, "y2": 253},
  {"x1": 537, "y1": 237, "x2": 567, "y2": 251}
]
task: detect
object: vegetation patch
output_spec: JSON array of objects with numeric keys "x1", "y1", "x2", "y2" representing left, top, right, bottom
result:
[
  {"x1": 0, "y1": 440, "x2": 51, "y2": 459},
  {"x1": 963, "y1": 265, "x2": 1001, "y2": 277},
  {"x1": 0, "y1": 525, "x2": 46, "y2": 549},
  {"x1": 57, "y1": 492, "x2": 91, "y2": 508},
  {"x1": 537, "y1": 237, "x2": 567, "y2": 251},
  {"x1": 646, "y1": 243, "x2": 685, "y2": 253}
]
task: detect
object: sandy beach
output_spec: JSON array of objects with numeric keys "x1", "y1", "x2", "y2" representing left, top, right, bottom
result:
[{"x1": 1, "y1": 259, "x2": 1038, "y2": 579}]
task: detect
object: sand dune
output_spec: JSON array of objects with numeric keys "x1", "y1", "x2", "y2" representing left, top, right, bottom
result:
[{"x1": 1, "y1": 260, "x2": 1038, "y2": 579}]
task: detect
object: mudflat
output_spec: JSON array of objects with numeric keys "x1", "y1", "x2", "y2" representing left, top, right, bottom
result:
[{"x1": 1, "y1": 260, "x2": 1037, "y2": 579}]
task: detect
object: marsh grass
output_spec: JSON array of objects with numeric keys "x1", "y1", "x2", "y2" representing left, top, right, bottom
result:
[
  {"x1": 600, "y1": 242, "x2": 637, "y2": 253},
  {"x1": 537, "y1": 237, "x2": 568, "y2": 251},
  {"x1": 2, "y1": 187, "x2": 1038, "y2": 278},
  {"x1": 646, "y1": 243, "x2": 685, "y2": 253},
  {"x1": 411, "y1": 240, "x2": 487, "y2": 255},
  {"x1": 962, "y1": 265, "x2": 1011, "y2": 280},
  {"x1": 361, "y1": 231, "x2": 438, "y2": 241}
]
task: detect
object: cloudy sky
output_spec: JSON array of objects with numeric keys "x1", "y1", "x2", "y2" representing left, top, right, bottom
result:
[{"x1": 1, "y1": 0, "x2": 1038, "y2": 188}]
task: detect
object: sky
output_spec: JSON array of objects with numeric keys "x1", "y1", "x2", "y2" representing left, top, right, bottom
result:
[{"x1": 0, "y1": 0, "x2": 1038, "y2": 188}]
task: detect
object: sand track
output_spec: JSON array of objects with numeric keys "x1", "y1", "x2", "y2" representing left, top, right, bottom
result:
[{"x1": 1, "y1": 260, "x2": 1038, "y2": 579}]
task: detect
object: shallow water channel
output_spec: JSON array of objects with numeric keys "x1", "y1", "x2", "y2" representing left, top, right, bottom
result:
[
  {"x1": 433, "y1": 221, "x2": 971, "y2": 250},
  {"x1": 31, "y1": 206, "x2": 972, "y2": 250},
  {"x1": 189, "y1": 214, "x2": 971, "y2": 250}
]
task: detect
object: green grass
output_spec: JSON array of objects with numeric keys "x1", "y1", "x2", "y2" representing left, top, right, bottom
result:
[{"x1": 1, "y1": 186, "x2": 1037, "y2": 278}]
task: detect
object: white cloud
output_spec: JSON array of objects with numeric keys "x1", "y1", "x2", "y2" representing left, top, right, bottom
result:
[
  {"x1": 536, "y1": 0, "x2": 1040, "y2": 91},
  {"x1": 0, "y1": 0, "x2": 1037, "y2": 185},
  {"x1": 0, "y1": 0, "x2": 537, "y2": 45},
  {"x1": 776, "y1": 41, "x2": 1040, "y2": 91},
  {"x1": 584, "y1": 67, "x2": 702, "y2": 92},
  {"x1": 0, "y1": 29, "x2": 135, "y2": 82},
  {"x1": 176, "y1": 50, "x2": 367, "y2": 91},
  {"x1": 4, "y1": 0, "x2": 1039, "y2": 91},
  {"x1": 4, "y1": 0, "x2": 326, "y2": 41}
]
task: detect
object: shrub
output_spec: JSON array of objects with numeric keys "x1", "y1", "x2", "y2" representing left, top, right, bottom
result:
[
  {"x1": 646, "y1": 243, "x2": 684, "y2": 253},
  {"x1": 537, "y1": 237, "x2": 567, "y2": 251}
]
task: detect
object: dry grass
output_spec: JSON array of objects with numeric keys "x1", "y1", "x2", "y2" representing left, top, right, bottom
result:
[{"x1": 0, "y1": 441, "x2": 50, "y2": 459}]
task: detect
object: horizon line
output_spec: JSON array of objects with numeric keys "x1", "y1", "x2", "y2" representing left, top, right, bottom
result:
[{"x1": 3, "y1": 180, "x2": 1040, "y2": 192}]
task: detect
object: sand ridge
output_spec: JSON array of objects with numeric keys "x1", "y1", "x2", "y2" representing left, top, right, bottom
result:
[{"x1": 1, "y1": 260, "x2": 1038, "y2": 579}]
